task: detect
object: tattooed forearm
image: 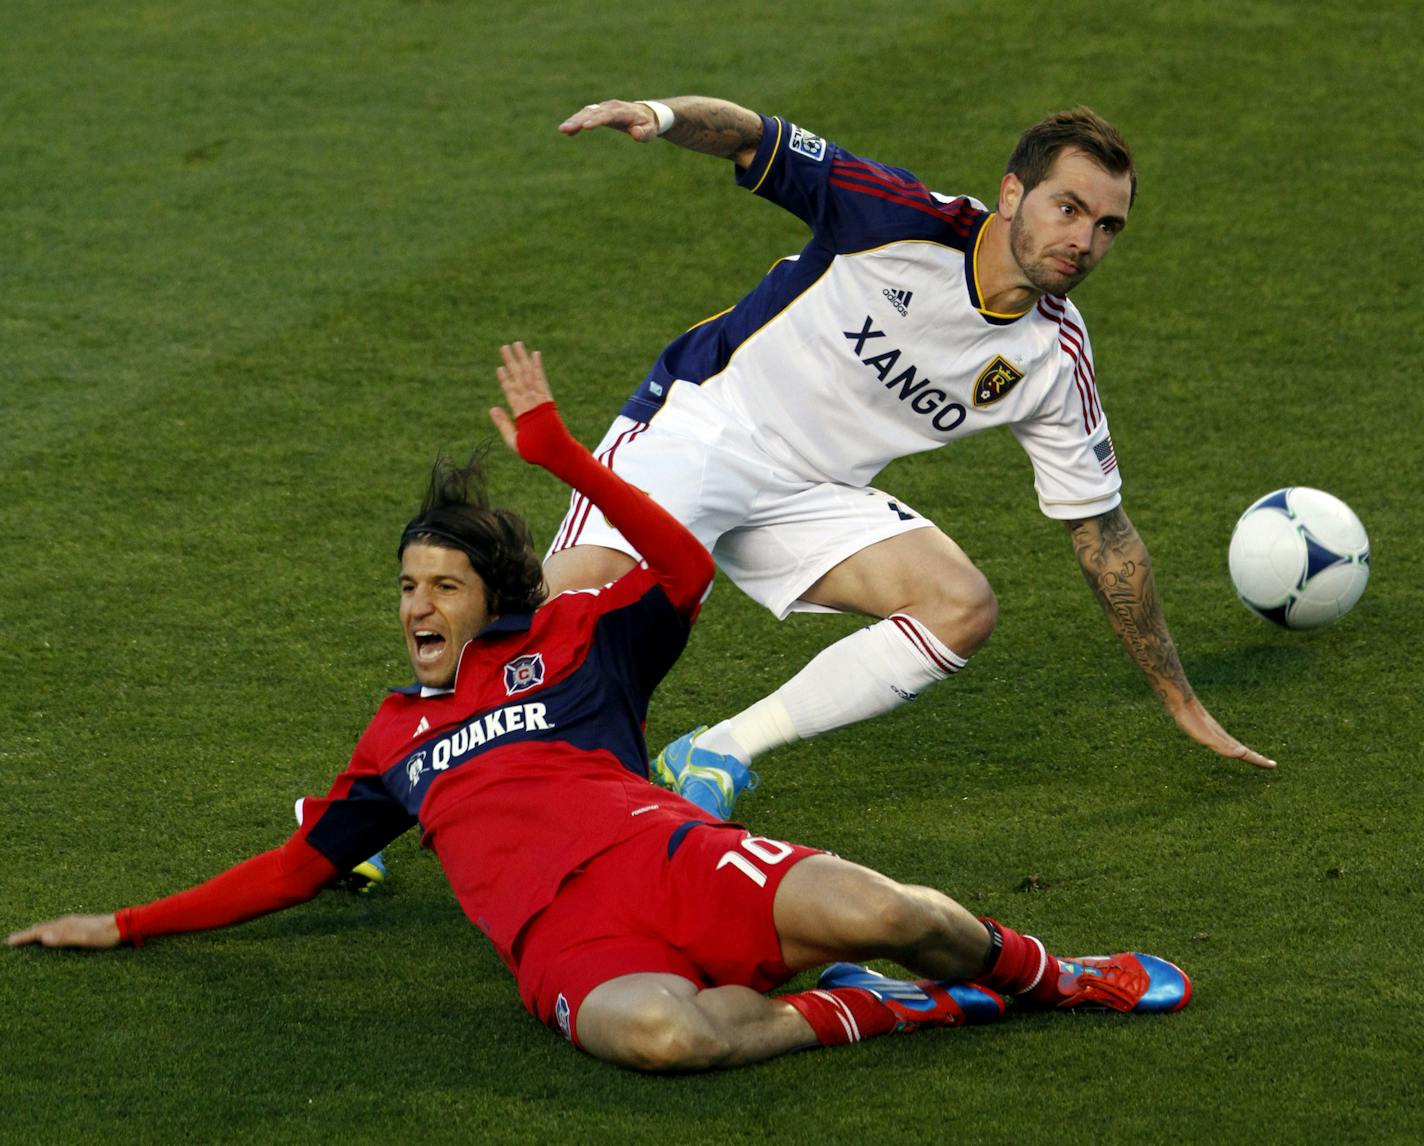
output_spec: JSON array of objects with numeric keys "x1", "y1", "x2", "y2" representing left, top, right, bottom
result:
[
  {"x1": 661, "y1": 97, "x2": 764, "y2": 160},
  {"x1": 1067, "y1": 507, "x2": 1193, "y2": 707}
]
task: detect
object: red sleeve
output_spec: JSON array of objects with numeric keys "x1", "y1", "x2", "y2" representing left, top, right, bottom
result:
[
  {"x1": 114, "y1": 833, "x2": 339, "y2": 947},
  {"x1": 515, "y1": 401, "x2": 715, "y2": 618}
]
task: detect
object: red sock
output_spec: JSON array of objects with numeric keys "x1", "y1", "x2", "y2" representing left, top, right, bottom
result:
[
  {"x1": 781, "y1": 987, "x2": 900, "y2": 1047},
  {"x1": 977, "y1": 918, "x2": 1065, "y2": 1005}
]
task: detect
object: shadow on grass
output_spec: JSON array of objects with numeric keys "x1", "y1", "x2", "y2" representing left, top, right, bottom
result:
[{"x1": 1184, "y1": 641, "x2": 1316, "y2": 688}]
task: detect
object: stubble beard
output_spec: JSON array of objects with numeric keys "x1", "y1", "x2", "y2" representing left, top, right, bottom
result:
[{"x1": 1009, "y1": 210, "x2": 1090, "y2": 298}]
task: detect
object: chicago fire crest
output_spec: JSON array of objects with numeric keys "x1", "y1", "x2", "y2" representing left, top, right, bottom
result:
[{"x1": 503, "y1": 652, "x2": 545, "y2": 696}]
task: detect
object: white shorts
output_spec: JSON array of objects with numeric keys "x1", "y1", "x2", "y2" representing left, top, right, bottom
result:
[{"x1": 550, "y1": 409, "x2": 934, "y2": 620}]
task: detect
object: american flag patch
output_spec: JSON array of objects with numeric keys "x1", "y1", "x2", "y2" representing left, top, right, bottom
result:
[{"x1": 1093, "y1": 436, "x2": 1118, "y2": 474}]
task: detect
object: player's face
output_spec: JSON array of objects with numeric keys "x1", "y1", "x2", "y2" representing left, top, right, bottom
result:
[
  {"x1": 398, "y1": 543, "x2": 492, "y2": 689},
  {"x1": 1006, "y1": 148, "x2": 1132, "y2": 296}
]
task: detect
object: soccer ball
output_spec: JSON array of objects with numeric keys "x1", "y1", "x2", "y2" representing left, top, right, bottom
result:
[{"x1": 1228, "y1": 487, "x2": 1370, "y2": 629}]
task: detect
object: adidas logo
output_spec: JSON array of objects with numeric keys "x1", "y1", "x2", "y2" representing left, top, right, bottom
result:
[
  {"x1": 413, "y1": 715, "x2": 430, "y2": 738},
  {"x1": 882, "y1": 287, "x2": 913, "y2": 317}
]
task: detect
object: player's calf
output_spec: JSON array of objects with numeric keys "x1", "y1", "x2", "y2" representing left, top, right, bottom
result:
[
  {"x1": 596, "y1": 1002, "x2": 732, "y2": 1073},
  {"x1": 775, "y1": 857, "x2": 992, "y2": 983},
  {"x1": 579, "y1": 977, "x2": 794, "y2": 1072}
]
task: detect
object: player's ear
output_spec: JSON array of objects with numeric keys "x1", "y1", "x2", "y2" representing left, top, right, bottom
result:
[{"x1": 998, "y1": 172, "x2": 1024, "y2": 219}]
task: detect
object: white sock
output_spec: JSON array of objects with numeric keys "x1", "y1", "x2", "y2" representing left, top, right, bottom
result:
[
  {"x1": 699, "y1": 614, "x2": 966, "y2": 762},
  {"x1": 698, "y1": 696, "x2": 796, "y2": 765}
]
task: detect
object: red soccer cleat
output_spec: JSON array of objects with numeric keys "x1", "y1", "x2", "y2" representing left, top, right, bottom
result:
[{"x1": 1043, "y1": 952, "x2": 1192, "y2": 1014}]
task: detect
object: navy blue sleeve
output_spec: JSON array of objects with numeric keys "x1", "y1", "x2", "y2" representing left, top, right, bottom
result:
[
  {"x1": 735, "y1": 114, "x2": 983, "y2": 254},
  {"x1": 592, "y1": 571, "x2": 692, "y2": 712},
  {"x1": 300, "y1": 775, "x2": 417, "y2": 873}
]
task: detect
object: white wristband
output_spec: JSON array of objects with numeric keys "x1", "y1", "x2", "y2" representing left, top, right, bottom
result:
[{"x1": 642, "y1": 100, "x2": 676, "y2": 136}]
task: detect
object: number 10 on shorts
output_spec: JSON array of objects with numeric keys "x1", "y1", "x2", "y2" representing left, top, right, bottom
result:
[{"x1": 717, "y1": 835, "x2": 796, "y2": 887}]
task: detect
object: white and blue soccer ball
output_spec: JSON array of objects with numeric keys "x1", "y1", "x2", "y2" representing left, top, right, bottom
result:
[{"x1": 1228, "y1": 487, "x2": 1370, "y2": 630}]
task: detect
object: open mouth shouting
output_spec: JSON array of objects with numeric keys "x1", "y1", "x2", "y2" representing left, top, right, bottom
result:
[
  {"x1": 398, "y1": 542, "x2": 492, "y2": 689},
  {"x1": 412, "y1": 628, "x2": 449, "y2": 667}
]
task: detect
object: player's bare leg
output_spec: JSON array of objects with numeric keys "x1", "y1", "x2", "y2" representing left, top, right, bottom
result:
[
  {"x1": 577, "y1": 854, "x2": 1010, "y2": 1072},
  {"x1": 578, "y1": 855, "x2": 996, "y2": 1072},
  {"x1": 801, "y1": 527, "x2": 998, "y2": 651},
  {"x1": 576, "y1": 973, "x2": 818, "y2": 1071},
  {"x1": 687, "y1": 528, "x2": 994, "y2": 784},
  {"x1": 772, "y1": 855, "x2": 1191, "y2": 1033},
  {"x1": 543, "y1": 544, "x2": 635, "y2": 596},
  {"x1": 771, "y1": 854, "x2": 992, "y2": 979}
]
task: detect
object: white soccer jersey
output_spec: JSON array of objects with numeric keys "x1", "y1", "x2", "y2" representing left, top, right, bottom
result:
[{"x1": 619, "y1": 115, "x2": 1121, "y2": 519}]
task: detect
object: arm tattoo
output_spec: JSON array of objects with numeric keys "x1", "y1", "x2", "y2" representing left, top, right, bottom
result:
[
  {"x1": 1067, "y1": 507, "x2": 1193, "y2": 706},
  {"x1": 662, "y1": 97, "x2": 763, "y2": 159}
]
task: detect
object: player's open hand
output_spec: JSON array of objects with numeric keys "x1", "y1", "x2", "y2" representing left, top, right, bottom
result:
[
  {"x1": 490, "y1": 342, "x2": 555, "y2": 452},
  {"x1": 8, "y1": 913, "x2": 122, "y2": 950},
  {"x1": 1173, "y1": 698, "x2": 1277, "y2": 770},
  {"x1": 558, "y1": 100, "x2": 660, "y2": 143}
]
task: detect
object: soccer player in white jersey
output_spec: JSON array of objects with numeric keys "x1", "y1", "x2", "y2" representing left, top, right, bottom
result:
[{"x1": 549, "y1": 95, "x2": 1274, "y2": 817}]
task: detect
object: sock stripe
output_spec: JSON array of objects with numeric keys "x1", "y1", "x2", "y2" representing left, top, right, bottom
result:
[
  {"x1": 889, "y1": 614, "x2": 967, "y2": 676},
  {"x1": 810, "y1": 989, "x2": 861, "y2": 1043},
  {"x1": 1023, "y1": 936, "x2": 1050, "y2": 993}
]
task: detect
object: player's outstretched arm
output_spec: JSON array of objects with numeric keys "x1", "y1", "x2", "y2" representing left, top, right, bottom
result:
[
  {"x1": 10, "y1": 838, "x2": 342, "y2": 953},
  {"x1": 8, "y1": 913, "x2": 121, "y2": 949},
  {"x1": 559, "y1": 96, "x2": 763, "y2": 166},
  {"x1": 490, "y1": 343, "x2": 714, "y2": 616},
  {"x1": 1067, "y1": 507, "x2": 1277, "y2": 770}
]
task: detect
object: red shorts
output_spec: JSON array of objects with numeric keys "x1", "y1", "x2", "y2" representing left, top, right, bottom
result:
[{"x1": 513, "y1": 820, "x2": 821, "y2": 1047}]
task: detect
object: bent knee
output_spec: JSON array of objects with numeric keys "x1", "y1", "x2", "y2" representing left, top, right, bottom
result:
[
  {"x1": 956, "y1": 570, "x2": 999, "y2": 647},
  {"x1": 913, "y1": 566, "x2": 998, "y2": 653}
]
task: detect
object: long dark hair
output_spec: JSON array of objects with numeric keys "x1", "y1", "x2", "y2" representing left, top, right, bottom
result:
[{"x1": 398, "y1": 452, "x2": 547, "y2": 615}]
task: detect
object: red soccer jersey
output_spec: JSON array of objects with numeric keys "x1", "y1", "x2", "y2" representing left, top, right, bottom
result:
[{"x1": 297, "y1": 567, "x2": 719, "y2": 968}]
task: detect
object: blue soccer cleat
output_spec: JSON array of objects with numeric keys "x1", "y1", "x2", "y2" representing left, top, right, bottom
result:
[
  {"x1": 818, "y1": 962, "x2": 1006, "y2": 1029},
  {"x1": 652, "y1": 726, "x2": 759, "y2": 820},
  {"x1": 1043, "y1": 952, "x2": 1192, "y2": 1013}
]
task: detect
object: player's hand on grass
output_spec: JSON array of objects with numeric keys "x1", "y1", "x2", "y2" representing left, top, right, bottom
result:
[
  {"x1": 8, "y1": 913, "x2": 122, "y2": 950},
  {"x1": 1173, "y1": 697, "x2": 1277, "y2": 769},
  {"x1": 558, "y1": 99, "x2": 660, "y2": 143}
]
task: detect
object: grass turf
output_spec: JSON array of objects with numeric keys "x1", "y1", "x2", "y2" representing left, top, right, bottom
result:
[{"x1": 3, "y1": 1, "x2": 1421, "y2": 1142}]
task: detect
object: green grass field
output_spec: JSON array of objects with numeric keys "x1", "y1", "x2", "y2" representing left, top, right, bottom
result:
[{"x1": 3, "y1": 2, "x2": 1421, "y2": 1142}]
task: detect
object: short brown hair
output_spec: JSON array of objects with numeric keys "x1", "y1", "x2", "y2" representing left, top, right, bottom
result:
[{"x1": 1007, "y1": 107, "x2": 1137, "y2": 205}]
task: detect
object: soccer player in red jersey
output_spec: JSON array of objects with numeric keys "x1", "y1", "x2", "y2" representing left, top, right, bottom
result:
[{"x1": 8, "y1": 343, "x2": 1189, "y2": 1071}]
